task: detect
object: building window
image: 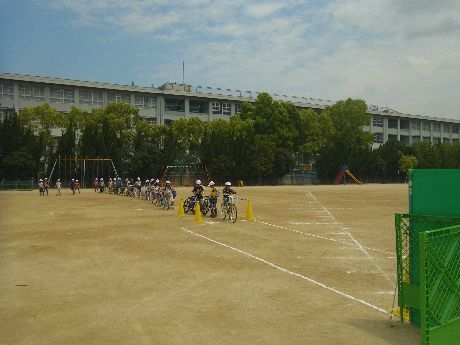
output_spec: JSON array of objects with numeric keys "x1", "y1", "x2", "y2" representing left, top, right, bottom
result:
[
  {"x1": 452, "y1": 138, "x2": 459, "y2": 144},
  {"x1": 0, "y1": 108, "x2": 15, "y2": 122},
  {"x1": 442, "y1": 123, "x2": 450, "y2": 133},
  {"x1": 452, "y1": 125, "x2": 459, "y2": 134},
  {"x1": 372, "y1": 116, "x2": 383, "y2": 127},
  {"x1": 49, "y1": 87, "x2": 74, "y2": 104},
  {"x1": 443, "y1": 137, "x2": 451, "y2": 144},
  {"x1": 400, "y1": 119, "x2": 409, "y2": 130},
  {"x1": 211, "y1": 101, "x2": 221, "y2": 114},
  {"x1": 388, "y1": 118, "x2": 398, "y2": 129},
  {"x1": 143, "y1": 117, "x2": 157, "y2": 124},
  {"x1": 432, "y1": 122, "x2": 441, "y2": 132},
  {"x1": 134, "y1": 95, "x2": 156, "y2": 109},
  {"x1": 422, "y1": 121, "x2": 430, "y2": 132},
  {"x1": 79, "y1": 89, "x2": 103, "y2": 106},
  {"x1": 222, "y1": 102, "x2": 231, "y2": 115},
  {"x1": 18, "y1": 84, "x2": 45, "y2": 101},
  {"x1": 190, "y1": 101, "x2": 206, "y2": 114},
  {"x1": 400, "y1": 135, "x2": 410, "y2": 145},
  {"x1": 165, "y1": 98, "x2": 184, "y2": 112},
  {"x1": 107, "y1": 92, "x2": 130, "y2": 104},
  {"x1": 373, "y1": 132, "x2": 383, "y2": 143},
  {"x1": 422, "y1": 137, "x2": 431, "y2": 142},
  {"x1": 235, "y1": 103, "x2": 241, "y2": 114},
  {"x1": 388, "y1": 134, "x2": 397, "y2": 141},
  {"x1": 0, "y1": 82, "x2": 14, "y2": 99},
  {"x1": 433, "y1": 137, "x2": 441, "y2": 144},
  {"x1": 411, "y1": 136, "x2": 420, "y2": 143},
  {"x1": 411, "y1": 120, "x2": 421, "y2": 131}
]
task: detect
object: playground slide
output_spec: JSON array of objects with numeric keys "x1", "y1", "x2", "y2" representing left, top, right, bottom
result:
[
  {"x1": 345, "y1": 171, "x2": 363, "y2": 185},
  {"x1": 334, "y1": 169, "x2": 345, "y2": 185}
]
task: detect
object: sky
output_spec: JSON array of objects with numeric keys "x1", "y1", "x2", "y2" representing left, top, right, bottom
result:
[{"x1": 1, "y1": 0, "x2": 460, "y2": 119}]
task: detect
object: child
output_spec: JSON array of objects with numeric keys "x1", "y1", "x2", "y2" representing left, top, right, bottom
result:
[
  {"x1": 94, "y1": 178, "x2": 99, "y2": 192},
  {"x1": 222, "y1": 181, "x2": 236, "y2": 204},
  {"x1": 75, "y1": 179, "x2": 81, "y2": 194},
  {"x1": 38, "y1": 179, "x2": 45, "y2": 196},
  {"x1": 164, "y1": 180, "x2": 176, "y2": 209},
  {"x1": 56, "y1": 179, "x2": 62, "y2": 196},
  {"x1": 99, "y1": 178, "x2": 105, "y2": 193},
  {"x1": 192, "y1": 179, "x2": 205, "y2": 207},
  {"x1": 70, "y1": 178, "x2": 76, "y2": 195},
  {"x1": 208, "y1": 181, "x2": 219, "y2": 217},
  {"x1": 44, "y1": 178, "x2": 49, "y2": 196}
]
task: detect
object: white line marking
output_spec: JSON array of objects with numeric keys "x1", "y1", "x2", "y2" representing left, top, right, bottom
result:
[
  {"x1": 307, "y1": 191, "x2": 396, "y2": 286},
  {"x1": 345, "y1": 231, "x2": 395, "y2": 286},
  {"x1": 181, "y1": 227, "x2": 390, "y2": 316},
  {"x1": 256, "y1": 220, "x2": 394, "y2": 256}
]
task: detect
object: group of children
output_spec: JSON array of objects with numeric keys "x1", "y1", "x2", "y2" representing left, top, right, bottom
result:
[
  {"x1": 38, "y1": 177, "x2": 237, "y2": 214},
  {"x1": 92, "y1": 177, "x2": 177, "y2": 209},
  {"x1": 38, "y1": 178, "x2": 80, "y2": 196}
]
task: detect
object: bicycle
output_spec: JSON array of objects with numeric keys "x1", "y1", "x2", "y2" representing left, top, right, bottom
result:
[
  {"x1": 208, "y1": 196, "x2": 218, "y2": 218},
  {"x1": 221, "y1": 195, "x2": 237, "y2": 222},
  {"x1": 183, "y1": 195, "x2": 208, "y2": 215}
]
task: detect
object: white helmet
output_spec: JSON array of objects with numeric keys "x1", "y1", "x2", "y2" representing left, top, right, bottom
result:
[
  {"x1": 137, "y1": 177, "x2": 140, "y2": 180},
  {"x1": 101, "y1": 178, "x2": 104, "y2": 181},
  {"x1": 39, "y1": 179, "x2": 43, "y2": 181},
  {"x1": 76, "y1": 179, "x2": 79, "y2": 182},
  {"x1": 225, "y1": 181, "x2": 231, "y2": 186},
  {"x1": 57, "y1": 179, "x2": 60, "y2": 182},
  {"x1": 209, "y1": 181, "x2": 215, "y2": 186},
  {"x1": 155, "y1": 179, "x2": 159, "y2": 183},
  {"x1": 166, "y1": 180, "x2": 171, "y2": 184},
  {"x1": 196, "y1": 180, "x2": 202, "y2": 185}
]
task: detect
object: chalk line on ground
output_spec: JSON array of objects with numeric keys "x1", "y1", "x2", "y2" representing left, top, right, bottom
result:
[{"x1": 181, "y1": 227, "x2": 390, "y2": 316}]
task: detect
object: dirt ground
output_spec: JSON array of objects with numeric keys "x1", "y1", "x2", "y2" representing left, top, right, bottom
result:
[{"x1": 0, "y1": 184, "x2": 420, "y2": 345}]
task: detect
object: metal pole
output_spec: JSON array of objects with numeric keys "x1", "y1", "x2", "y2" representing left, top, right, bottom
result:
[{"x1": 83, "y1": 159, "x2": 86, "y2": 188}]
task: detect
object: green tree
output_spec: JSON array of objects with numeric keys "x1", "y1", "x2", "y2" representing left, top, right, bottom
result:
[
  {"x1": 79, "y1": 102, "x2": 140, "y2": 175},
  {"x1": 316, "y1": 99, "x2": 373, "y2": 180},
  {"x1": 0, "y1": 113, "x2": 38, "y2": 178},
  {"x1": 18, "y1": 104, "x2": 64, "y2": 175},
  {"x1": 399, "y1": 154, "x2": 418, "y2": 174}
]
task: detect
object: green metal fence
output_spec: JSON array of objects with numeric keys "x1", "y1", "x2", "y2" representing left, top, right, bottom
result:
[
  {"x1": 395, "y1": 214, "x2": 460, "y2": 326},
  {"x1": 420, "y1": 225, "x2": 460, "y2": 345},
  {"x1": 0, "y1": 178, "x2": 34, "y2": 190}
]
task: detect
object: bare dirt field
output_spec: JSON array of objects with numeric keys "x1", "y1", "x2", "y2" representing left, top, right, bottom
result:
[{"x1": 0, "y1": 184, "x2": 420, "y2": 345}]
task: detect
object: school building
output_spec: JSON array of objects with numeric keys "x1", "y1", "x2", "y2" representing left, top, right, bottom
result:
[{"x1": 1, "y1": 72, "x2": 459, "y2": 149}]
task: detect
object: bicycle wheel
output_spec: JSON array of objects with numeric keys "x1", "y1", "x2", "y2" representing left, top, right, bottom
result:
[
  {"x1": 210, "y1": 205, "x2": 217, "y2": 218},
  {"x1": 230, "y1": 204, "x2": 237, "y2": 223},
  {"x1": 201, "y1": 199, "x2": 209, "y2": 216},
  {"x1": 221, "y1": 204, "x2": 227, "y2": 219},
  {"x1": 183, "y1": 198, "x2": 190, "y2": 214}
]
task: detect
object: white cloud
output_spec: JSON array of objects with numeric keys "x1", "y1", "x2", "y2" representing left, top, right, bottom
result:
[
  {"x1": 247, "y1": 2, "x2": 285, "y2": 17},
  {"x1": 40, "y1": 0, "x2": 460, "y2": 119}
]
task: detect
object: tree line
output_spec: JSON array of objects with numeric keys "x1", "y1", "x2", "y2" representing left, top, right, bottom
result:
[{"x1": 1, "y1": 94, "x2": 460, "y2": 183}]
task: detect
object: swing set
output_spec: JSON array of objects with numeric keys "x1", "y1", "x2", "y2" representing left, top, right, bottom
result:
[{"x1": 48, "y1": 156, "x2": 119, "y2": 188}]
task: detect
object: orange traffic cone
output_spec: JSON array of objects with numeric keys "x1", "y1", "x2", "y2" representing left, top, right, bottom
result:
[
  {"x1": 194, "y1": 201, "x2": 204, "y2": 224},
  {"x1": 245, "y1": 199, "x2": 255, "y2": 221},
  {"x1": 177, "y1": 198, "x2": 185, "y2": 218}
]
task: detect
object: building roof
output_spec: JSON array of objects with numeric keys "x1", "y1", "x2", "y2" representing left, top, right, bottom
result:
[{"x1": 1, "y1": 72, "x2": 459, "y2": 123}]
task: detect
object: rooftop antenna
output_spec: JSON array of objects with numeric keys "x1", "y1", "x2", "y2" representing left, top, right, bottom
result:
[{"x1": 182, "y1": 61, "x2": 185, "y2": 91}]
